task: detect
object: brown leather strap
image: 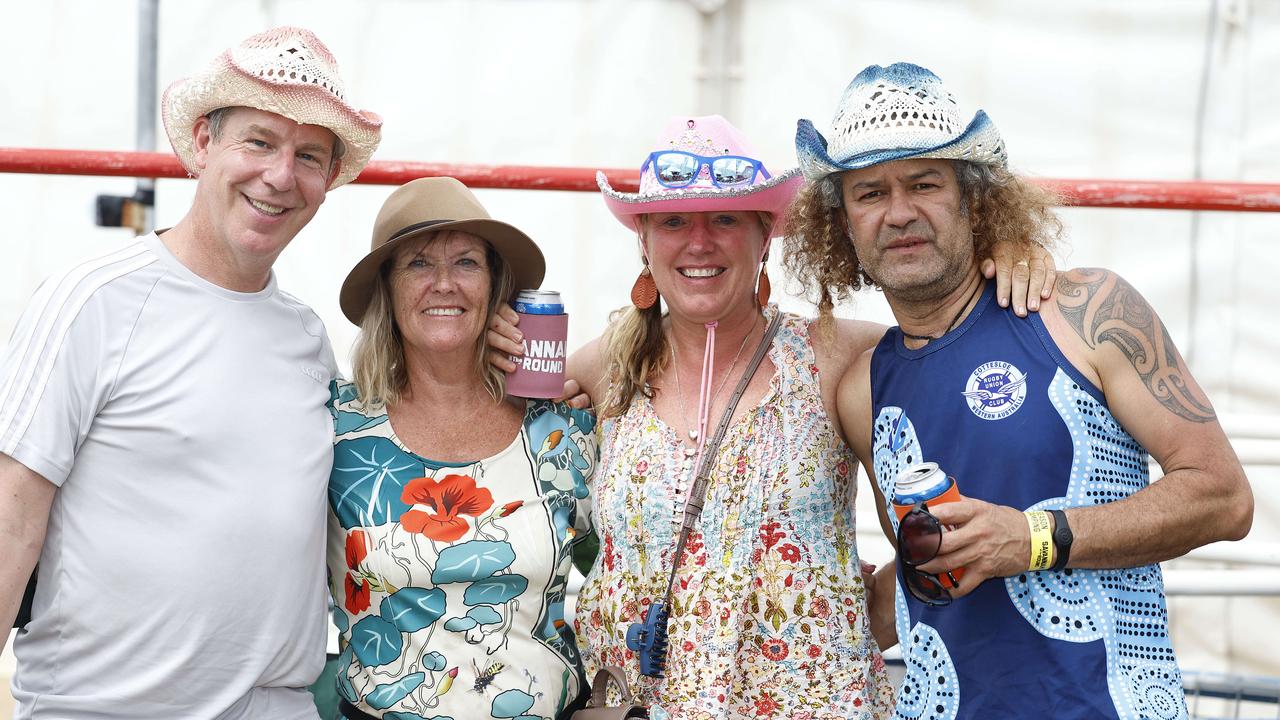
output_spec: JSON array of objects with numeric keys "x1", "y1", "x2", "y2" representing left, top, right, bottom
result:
[{"x1": 590, "y1": 665, "x2": 635, "y2": 706}]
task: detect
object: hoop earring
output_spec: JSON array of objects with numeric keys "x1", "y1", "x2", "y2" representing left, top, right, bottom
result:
[
  {"x1": 631, "y1": 266, "x2": 659, "y2": 310},
  {"x1": 756, "y1": 266, "x2": 771, "y2": 307}
]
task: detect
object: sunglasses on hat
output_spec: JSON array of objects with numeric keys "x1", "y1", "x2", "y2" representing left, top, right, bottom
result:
[
  {"x1": 642, "y1": 151, "x2": 771, "y2": 189},
  {"x1": 897, "y1": 502, "x2": 957, "y2": 607}
]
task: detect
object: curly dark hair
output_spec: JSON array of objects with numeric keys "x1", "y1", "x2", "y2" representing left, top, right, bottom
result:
[{"x1": 782, "y1": 161, "x2": 1063, "y2": 317}]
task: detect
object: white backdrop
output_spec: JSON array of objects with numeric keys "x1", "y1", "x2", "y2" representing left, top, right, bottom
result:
[{"x1": 2, "y1": 0, "x2": 1278, "y2": 690}]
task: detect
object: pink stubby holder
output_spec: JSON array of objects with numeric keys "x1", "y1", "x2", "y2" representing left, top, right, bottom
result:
[{"x1": 506, "y1": 290, "x2": 568, "y2": 399}]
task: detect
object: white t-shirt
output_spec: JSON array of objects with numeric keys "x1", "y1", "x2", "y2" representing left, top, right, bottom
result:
[{"x1": 0, "y1": 233, "x2": 336, "y2": 719}]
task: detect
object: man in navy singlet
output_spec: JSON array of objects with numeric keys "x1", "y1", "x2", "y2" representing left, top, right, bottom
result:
[{"x1": 784, "y1": 62, "x2": 1253, "y2": 719}]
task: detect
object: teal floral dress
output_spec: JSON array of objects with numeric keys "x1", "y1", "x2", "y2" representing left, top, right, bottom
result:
[{"x1": 326, "y1": 380, "x2": 596, "y2": 720}]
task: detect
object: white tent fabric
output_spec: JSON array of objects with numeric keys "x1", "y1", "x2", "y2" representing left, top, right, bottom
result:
[{"x1": 2, "y1": 0, "x2": 1277, "y2": 701}]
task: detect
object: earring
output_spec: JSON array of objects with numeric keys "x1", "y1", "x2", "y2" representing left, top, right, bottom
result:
[
  {"x1": 631, "y1": 266, "x2": 659, "y2": 309},
  {"x1": 756, "y1": 266, "x2": 771, "y2": 307}
]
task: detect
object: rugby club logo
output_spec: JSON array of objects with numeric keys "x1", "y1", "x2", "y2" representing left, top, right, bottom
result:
[{"x1": 962, "y1": 361, "x2": 1028, "y2": 420}]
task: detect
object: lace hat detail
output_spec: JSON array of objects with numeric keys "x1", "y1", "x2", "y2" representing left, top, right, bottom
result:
[
  {"x1": 599, "y1": 115, "x2": 802, "y2": 238},
  {"x1": 796, "y1": 63, "x2": 1006, "y2": 184},
  {"x1": 162, "y1": 26, "x2": 382, "y2": 189}
]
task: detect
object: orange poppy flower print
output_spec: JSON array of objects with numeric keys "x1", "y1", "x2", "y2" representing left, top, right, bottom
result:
[
  {"x1": 345, "y1": 573, "x2": 371, "y2": 614},
  {"x1": 400, "y1": 474, "x2": 494, "y2": 542},
  {"x1": 345, "y1": 529, "x2": 368, "y2": 570}
]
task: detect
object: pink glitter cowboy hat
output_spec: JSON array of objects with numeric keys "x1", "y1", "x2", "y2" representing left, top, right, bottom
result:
[
  {"x1": 598, "y1": 115, "x2": 802, "y2": 238},
  {"x1": 162, "y1": 26, "x2": 383, "y2": 189}
]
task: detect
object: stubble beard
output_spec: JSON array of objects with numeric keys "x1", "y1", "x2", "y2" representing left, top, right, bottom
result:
[{"x1": 862, "y1": 221, "x2": 975, "y2": 305}]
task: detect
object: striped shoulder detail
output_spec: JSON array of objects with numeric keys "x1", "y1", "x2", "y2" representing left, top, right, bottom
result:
[
  {"x1": 278, "y1": 289, "x2": 328, "y2": 340},
  {"x1": 0, "y1": 241, "x2": 157, "y2": 450}
]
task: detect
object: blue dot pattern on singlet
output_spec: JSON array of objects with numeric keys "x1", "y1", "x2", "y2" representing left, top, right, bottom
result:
[
  {"x1": 871, "y1": 372, "x2": 1187, "y2": 720},
  {"x1": 871, "y1": 408, "x2": 961, "y2": 720},
  {"x1": 1004, "y1": 370, "x2": 1185, "y2": 719}
]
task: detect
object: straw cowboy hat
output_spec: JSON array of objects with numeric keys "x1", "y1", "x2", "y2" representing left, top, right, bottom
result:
[
  {"x1": 598, "y1": 115, "x2": 802, "y2": 238},
  {"x1": 162, "y1": 26, "x2": 383, "y2": 189},
  {"x1": 339, "y1": 177, "x2": 546, "y2": 325},
  {"x1": 796, "y1": 63, "x2": 1006, "y2": 187}
]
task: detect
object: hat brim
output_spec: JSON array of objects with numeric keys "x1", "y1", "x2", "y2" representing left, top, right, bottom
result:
[
  {"x1": 338, "y1": 218, "x2": 546, "y2": 326},
  {"x1": 597, "y1": 169, "x2": 803, "y2": 238},
  {"x1": 162, "y1": 55, "x2": 382, "y2": 190},
  {"x1": 796, "y1": 110, "x2": 1006, "y2": 182}
]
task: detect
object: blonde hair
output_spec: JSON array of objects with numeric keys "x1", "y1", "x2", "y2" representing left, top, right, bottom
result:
[
  {"x1": 351, "y1": 232, "x2": 515, "y2": 410},
  {"x1": 783, "y1": 160, "x2": 1063, "y2": 320},
  {"x1": 598, "y1": 210, "x2": 773, "y2": 419}
]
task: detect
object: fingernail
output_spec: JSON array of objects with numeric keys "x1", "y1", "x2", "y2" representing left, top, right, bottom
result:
[
  {"x1": 514, "y1": 331, "x2": 523, "y2": 342},
  {"x1": 999, "y1": 298, "x2": 1008, "y2": 307},
  {"x1": 1029, "y1": 300, "x2": 1039, "y2": 311}
]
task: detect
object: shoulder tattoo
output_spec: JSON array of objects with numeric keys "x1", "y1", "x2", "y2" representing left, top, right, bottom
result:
[{"x1": 1055, "y1": 269, "x2": 1215, "y2": 423}]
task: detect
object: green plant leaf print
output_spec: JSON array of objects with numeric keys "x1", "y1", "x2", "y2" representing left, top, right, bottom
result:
[
  {"x1": 330, "y1": 436, "x2": 422, "y2": 529},
  {"x1": 463, "y1": 575, "x2": 529, "y2": 605},
  {"x1": 490, "y1": 688, "x2": 536, "y2": 718},
  {"x1": 421, "y1": 650, "x2": 447, "y2": 671},
  {"x1": 366, "y1": 672, "x2": 426, "y2": 709},
  {"x1": 380, "y1": 587, "x2": 447, "y2": 633},
  {"x1": 430, "y1": 541, "x2": 515, "y2": 584},
  {"x1": 351, "y1": 615, "x2": 404, "y2": 667}
]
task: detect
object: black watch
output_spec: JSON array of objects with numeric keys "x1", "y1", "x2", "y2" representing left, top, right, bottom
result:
[{"x1": 1048, "y1": 509, "x2": 1073, "y2": 572}]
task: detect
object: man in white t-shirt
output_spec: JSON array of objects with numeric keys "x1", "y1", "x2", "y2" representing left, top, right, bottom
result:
[{"x1": 0, "y1": 27, "x2": 381, "y2": 718}]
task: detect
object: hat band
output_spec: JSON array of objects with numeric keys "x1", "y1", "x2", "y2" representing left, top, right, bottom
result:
[{"x1": 388, "y1": 219, "x2": 457, "y2": 242}]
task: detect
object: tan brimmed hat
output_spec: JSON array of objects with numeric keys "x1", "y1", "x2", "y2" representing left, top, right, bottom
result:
[
  {"x1": 162, "y1": 26, "x2": 382, "y2": 189},
  {"x1": 340, "y1": 177, "x2": 546, "y2": 325}
]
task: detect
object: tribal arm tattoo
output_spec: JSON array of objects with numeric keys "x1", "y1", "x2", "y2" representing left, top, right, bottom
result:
[{"x1": 1055, "y1": 268, "x2": 1216, "y2": 423}]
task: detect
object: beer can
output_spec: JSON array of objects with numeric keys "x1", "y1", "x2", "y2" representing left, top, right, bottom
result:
[
  {"x1": 506, "y1": 289, "x2": 568, "y2": 399},
  {"x1": 513, "y1": 290, "x2": 564, "y2": 315},
  {"x1": 893, "y1": 461, "x2": 965, "y2": 588},
  {"x1": 893, "y1": 462, "x2": 958, "y2": 513}
]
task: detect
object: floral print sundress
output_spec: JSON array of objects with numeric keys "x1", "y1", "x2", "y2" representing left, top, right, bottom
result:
[{"x1": 576, "y1": 309, "x2": 893, "y2": 720}]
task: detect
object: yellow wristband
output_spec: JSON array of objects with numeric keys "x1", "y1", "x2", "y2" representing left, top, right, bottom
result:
[{"x1": 1025, "y1": 510, "x2": 1054, "y2": 571}]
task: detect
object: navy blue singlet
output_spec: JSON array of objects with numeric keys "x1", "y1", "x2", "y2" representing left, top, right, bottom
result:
[{"x1": 869, "y1": 281, "x2": 1188, "y2": 720}]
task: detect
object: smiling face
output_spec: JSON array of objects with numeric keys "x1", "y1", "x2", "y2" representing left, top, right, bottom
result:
[
  {"x1": 839, "y1": 158, "x2": 976, "y2": 301},
  {"x1": 642, "y1": 210, "x2": 769, "y2": 325},
  {"x1": 389, "y1": 231, "x2": 494, "y2": 361},
  {"x1": 190, "y1": 107, "x2": 336, "y2": 270}
]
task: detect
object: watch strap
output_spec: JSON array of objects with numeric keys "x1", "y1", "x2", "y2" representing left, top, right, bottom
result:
[{"x1": 1048, "y1": 508, "x2": 1072, "y2": 572}]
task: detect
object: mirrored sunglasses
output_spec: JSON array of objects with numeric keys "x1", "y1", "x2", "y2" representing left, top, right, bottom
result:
[{"x1": 642, "y1": 151, "x2": 771, "y2": 189}]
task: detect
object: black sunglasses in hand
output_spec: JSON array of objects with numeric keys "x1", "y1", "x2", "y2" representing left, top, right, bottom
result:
[{"x1": 897, "y1": 502, "x2": 958, "y2": 607}]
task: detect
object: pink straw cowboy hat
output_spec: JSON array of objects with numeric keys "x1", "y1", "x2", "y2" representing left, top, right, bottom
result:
[
  {"x1": 162, "y1": 26, "x2": 383, "y2": 189},
  {"x1": 598, "y1": 115, "x2": 802, "y2": 238}
]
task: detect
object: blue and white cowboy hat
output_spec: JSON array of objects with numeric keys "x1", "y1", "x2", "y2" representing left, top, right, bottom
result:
[{"x1": 796, "y1": 63, "x2": 1006, "y2": 184}]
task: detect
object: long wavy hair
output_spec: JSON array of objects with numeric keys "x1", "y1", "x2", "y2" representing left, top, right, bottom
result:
[
  {"x1": 597, "y1": 211, "x2": 773, "y2": 419},
  {"x1": 351, "y1": 233, "x2": 515, "y2": 410},
  {"x1": 783, "y1": 161, "x2": 1063, "y2": 318}
]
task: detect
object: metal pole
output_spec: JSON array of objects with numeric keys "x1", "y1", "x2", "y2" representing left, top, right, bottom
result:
[{"x1": 136, "y1": 0, "x2": 159, "y2": 233}]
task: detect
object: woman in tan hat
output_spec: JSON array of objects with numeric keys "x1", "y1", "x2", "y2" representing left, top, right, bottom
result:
[
  {"x1": 485, "y1": 115, "x2": 1053, "y2": 719},
  {"x1": 326, "y1": 177, "x2": 596, "y2": 720}
]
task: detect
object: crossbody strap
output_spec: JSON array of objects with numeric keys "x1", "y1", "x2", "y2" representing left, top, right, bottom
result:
[{"x1": 661, "y1": 312, "x2": 781, "y2": 606}]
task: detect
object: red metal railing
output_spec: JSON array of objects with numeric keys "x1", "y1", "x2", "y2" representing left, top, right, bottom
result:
[{"x1": 3, "y1": 147, "x2": 1280, "y2": 212}]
